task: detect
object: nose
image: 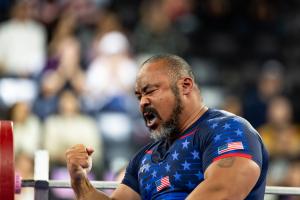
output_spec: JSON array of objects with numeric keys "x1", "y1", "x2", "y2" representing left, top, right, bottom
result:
[{"x1": 140, "y1": 96, "x2": 150, "y2": 111}]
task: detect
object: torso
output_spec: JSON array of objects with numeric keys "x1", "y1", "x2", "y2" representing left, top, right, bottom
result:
[{"x1": 123, "y1": 108, "x2": 269, "y2": 200}]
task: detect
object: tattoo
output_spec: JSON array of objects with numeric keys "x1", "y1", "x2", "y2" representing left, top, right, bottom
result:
[{"x1": 217, "y1": 157, "x2": 235, "y2": 168}]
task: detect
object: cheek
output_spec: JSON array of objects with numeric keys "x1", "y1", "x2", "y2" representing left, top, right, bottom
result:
[{"x1": 155, "y1": 95, "x2": 176, "y2": 120}]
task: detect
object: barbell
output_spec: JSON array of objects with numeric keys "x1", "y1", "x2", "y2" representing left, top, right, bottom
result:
[{"x1": 1, "y1": 120, "x2": 300, "y2": 200}]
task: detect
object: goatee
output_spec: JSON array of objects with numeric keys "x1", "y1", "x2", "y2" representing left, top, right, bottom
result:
[{"x1": 150, "y1": 85, "x2": 183, "y2": 141}]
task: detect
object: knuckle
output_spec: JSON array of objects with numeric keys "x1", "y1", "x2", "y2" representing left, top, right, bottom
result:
[{"x1": 81, "y1": 160, "x2": 89, "y2": 168}]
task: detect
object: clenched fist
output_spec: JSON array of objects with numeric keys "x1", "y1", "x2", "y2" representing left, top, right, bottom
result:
[{"x1": 65, "y1": 144, "x2": 94, "y2": 183}]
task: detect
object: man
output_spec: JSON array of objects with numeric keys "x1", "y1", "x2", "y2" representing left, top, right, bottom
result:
[{"x1": 66, "y1": 54, "x2": 269, "y2": 200}]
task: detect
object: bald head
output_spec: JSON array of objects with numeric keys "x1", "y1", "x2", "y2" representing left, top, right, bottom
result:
[{"x1": 141, "y1": 54, "x2": 195, "y2": 83}]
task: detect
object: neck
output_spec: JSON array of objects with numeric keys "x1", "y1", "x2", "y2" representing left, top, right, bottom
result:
[{"x1": 179, "y1": 103, "x2": 208, "y2": 133}]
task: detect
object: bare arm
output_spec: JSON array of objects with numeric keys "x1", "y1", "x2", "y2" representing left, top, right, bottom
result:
[
  {"x1": 66, "y1": 144, "x2": 141, "y2": 200},
  {"x1": 71, "y1": 178, "x2": 140, "y2": 200},
  {"x1": 186, "y1": 157, "x2": 260, "y2": 200}
]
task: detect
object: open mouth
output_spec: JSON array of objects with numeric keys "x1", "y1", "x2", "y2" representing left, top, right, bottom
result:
[{"x1": 143, "y1": 111, "x2": 158, "y2": 129}]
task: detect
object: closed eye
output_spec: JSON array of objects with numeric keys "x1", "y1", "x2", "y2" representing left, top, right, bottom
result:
[
  {"x1": 135, "y1": 85, "x2": 158, "y2": 100},
  {"x1": 145, "y1": 89, "x2": 157, "y2": 95}
]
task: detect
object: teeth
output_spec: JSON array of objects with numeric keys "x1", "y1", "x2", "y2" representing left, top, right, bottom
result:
[
  {"x1": 147, "y1": 115, "x2": 157, "y2": 127},
  {"x1": 143, "y1": 111, "x2": 158, "y2": 128}
]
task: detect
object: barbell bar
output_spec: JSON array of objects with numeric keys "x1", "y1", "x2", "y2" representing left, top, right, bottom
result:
[
  {"x1": 21, "y1": 179, "x2": 300, "y2": 195},
  {"x1": 1, "y1": 120, "x2": 300, "y2": 200},
  {"x1": 21, "y1": 179, "x2": 119, "y2": 189},
  {"x1": 19, "y1": 179, "x2": 300, "y2": 196}
]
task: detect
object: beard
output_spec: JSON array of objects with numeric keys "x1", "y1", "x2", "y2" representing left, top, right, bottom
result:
[{"x1": 149, "y1": 85, "x2": 183, "y2": 141}]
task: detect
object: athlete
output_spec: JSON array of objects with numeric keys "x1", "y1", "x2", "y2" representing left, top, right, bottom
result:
[{"x1": 66, "y1": 54, "x2": 269, "y2": 200}]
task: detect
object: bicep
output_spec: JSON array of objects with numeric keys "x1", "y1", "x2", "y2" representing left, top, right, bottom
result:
[
  {"x1": 206, "y1": 157, "x2": 260, "y2": 198},
  {"x1": 187, "y1": 157, "x2": 260, "y2": 200},
  {"x1": 111, "y1": 184, "x2": 141, "y2": 200}
]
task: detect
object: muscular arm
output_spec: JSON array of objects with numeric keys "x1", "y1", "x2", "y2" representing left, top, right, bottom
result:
[
  {"x1": 186, "y1": 157, "x2": 260, "y2": 200},
  {"x1": 72, "y1": 177, "x2": 140, "y2": 200}
]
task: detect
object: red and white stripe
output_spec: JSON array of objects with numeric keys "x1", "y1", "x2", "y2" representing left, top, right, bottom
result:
[
  {"x1": 219, "y1": 142, "x2": 244, "y2": 154},
  {"x1": 157, "y1": 176, "x2": 170, "y2": 191}
]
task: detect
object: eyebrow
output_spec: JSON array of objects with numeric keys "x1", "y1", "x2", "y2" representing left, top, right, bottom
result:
[{"x1": 134, "y1": 84, "x2": 156, "y2": 95}]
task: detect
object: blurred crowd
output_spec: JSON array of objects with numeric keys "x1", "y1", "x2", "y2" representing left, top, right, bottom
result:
[{"x1": 0, "y1": 0, "x2": 300, "y2": 199}]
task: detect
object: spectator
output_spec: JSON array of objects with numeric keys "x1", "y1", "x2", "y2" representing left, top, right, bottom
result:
[
  {"x1": 90, "y1": 11, "x2": 123, "y2": 61},
  {"x1": 85, "y1": 31, "x2": 138, "y2": 114},
  {"x1": 259, "y1": 96, "x2": 300, "y2": 159},
  {"x1": 32, "y1": 70, "x2": 63, "y2": 121},
  {"x1": 46, "y1": 12, "x2": 82, "y2": 81},
  {"x1": 43, "y1": 90, "x2": 102, "y2": 167},
  {"x1": 132, "y1": 0, "x2": 188, "y2": 55},
  {"x1": 243, "y1": 60, "x2": 284, "y2": 128},
  {"x1": 9, "y1": 101, "x2": 42, "y2": 156},
  {"x1": 0, "y1": 0, "x2": 46, "y2": 77},
  {"x1": 259, "y1": 96, "x2": 300, "y2": 188}
]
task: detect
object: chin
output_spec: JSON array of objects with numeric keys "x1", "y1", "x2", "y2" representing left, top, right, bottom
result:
[
  {"x1": 149, "y1": 128, "x2": 164, "y2": 141},
  {"x1": 149, "y1": 126, "x2": 172, "y2": 141}
]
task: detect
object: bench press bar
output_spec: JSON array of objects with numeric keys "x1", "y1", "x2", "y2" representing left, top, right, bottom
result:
[{"x1": 21, "y1": 179, "x2": 300, "y2": 196}]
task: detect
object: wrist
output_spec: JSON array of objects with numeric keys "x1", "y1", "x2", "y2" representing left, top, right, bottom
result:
[{"x1": 71, "y1": 176, "x2": 95, "y2": 199}]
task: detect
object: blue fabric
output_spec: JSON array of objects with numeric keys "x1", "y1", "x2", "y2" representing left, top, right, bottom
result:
[{"x1": 122, "y1": 108, "x2": 268, "y2": 200}]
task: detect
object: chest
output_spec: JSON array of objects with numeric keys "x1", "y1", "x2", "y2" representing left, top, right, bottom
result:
[{"x1": 138, "y1": 137, "x2": 205, "y2": 199}]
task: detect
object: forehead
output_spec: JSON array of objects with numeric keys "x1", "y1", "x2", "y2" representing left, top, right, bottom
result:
[{"x1": 136, "y1": 61, "x2": 171, "y2": 89}]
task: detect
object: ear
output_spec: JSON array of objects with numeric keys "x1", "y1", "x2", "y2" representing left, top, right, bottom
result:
[{"x1": 180, "y1": 77, "x2": 194, "y2": 95}]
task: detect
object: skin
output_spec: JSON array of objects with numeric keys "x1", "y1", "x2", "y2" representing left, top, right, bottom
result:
[
  {"x1": 136, "y1": 62, "x2": 178, "y2": 137},
  {"x1": 186, "y1": 157, "x2": 260, "y2": 200},
  {"x1": 65, "y1": 59, "x2": 261, "y2": 200}
]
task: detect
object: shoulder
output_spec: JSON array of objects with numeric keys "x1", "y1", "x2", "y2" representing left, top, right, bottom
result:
[
  {"x1": 204, "y1": 109, "x2": 258, "y2": 135},
  {"x1": 205, "y1": 109, "x2": 240, "y2": 124},
  {"x1": 198, "y1": 109, "x2": 267, "y2": 172},
  {"x1": 194, "y1": 109, "x2": 260, "y2": 149}
]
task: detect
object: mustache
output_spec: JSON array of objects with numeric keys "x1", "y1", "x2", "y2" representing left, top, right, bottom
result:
[{"x1": 143, "y1": 106, "x2": 162, "y2": 120}]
